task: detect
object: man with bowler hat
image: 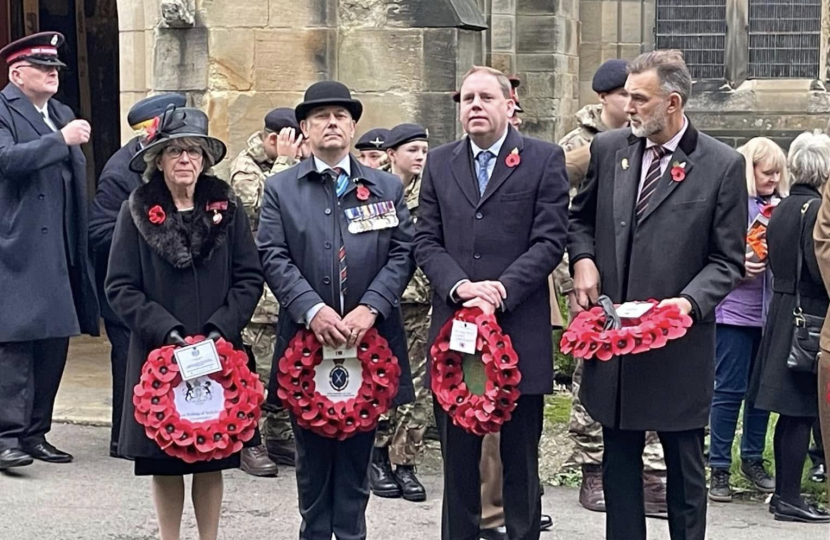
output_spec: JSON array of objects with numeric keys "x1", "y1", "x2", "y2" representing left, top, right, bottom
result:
[
  {"x1": 0, "y1": 31, "x2": 99, "y2": 470},
  {"x1": 355, "y1": 127, "x2": 390, "y2": 169},
  {"x1": 257, "y1": 80, "x2": 415, "y2": 539},
  {"x1": 89, "y1": 92, "x2": 186, "y2": 458},
  {"x1": 416, "y1": 66, "x2": 569, "y2": 540}
]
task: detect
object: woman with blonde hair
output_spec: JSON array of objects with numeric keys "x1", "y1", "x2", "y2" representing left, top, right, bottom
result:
[{"x1": 709, "y1": 137, "x2": 787, "y2": 503}]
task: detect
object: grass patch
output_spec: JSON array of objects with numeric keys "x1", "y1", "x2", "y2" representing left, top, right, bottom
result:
[{"x1": 544, "y1": 393, "x2": 573, "y2": 426}]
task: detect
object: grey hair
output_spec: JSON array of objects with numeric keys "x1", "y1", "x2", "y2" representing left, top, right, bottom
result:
[
  {"x1": 627, "y1": 50, "x2": 693, "y2": 106},
  {"x1": 787, "y1": 131, "x2": 830, "y2": 189},
  {"x1": 142, "y1": 137, "x2": 216, "y2": 182}
]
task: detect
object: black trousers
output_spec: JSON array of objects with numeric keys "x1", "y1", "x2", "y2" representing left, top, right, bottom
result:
[
  {"x1": 104, "y1": 319, "x2": 130, "y2": 455},
  {"x1": 291, "y1": 415, "x2": 375, "y2": 540},
  {"x1": 603, "y1": 427, "x2": 707, "y2": 540},
  {"x1": 434, "y1": 394, "x2": 543, "y2": 540},
  {"x1": 0, "y1": 338, "x2": 70, "y2": 452}
]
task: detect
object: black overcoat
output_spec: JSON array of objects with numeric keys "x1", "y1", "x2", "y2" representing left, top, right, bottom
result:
[
  {"x1": 568, "y1": 125, "x2": 748, "y2": 431},
  {"x1": 748, "y1": 184, "x2": 826, "y2": 418},
  {"x1": 105, "y1": 174, "x2": 263, "y2": 460},
  {"x1": 0, "y1": 83, "x2": 98, "y2": 341},
  {"x1": 257, "y1": 156, "x2": 416, "y2": 407},
  {"x1": 414, "y1": 126, "x2": 571, "y2": 395},
  {"x1": 89, "y1": 137, "x2": 143, "y2": 322}
]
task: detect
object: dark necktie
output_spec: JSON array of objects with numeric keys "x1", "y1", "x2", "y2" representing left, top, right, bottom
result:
[
  {"x1": 326, "y1": 167, "x2": 349, "y2": 304},
  {"x1": 635, "y1": 145, "x2": 668, "y2": 218}
]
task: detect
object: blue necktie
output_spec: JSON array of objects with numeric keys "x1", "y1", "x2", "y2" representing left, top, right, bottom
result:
[{"x1": 476, "y1": 150, "x2": 494, "y2": 195}]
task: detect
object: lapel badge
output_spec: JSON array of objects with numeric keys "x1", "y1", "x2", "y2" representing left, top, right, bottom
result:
[
  {"x1": 621, "y1": 158, "x2": 629, "y2": 170},
  {"x1": 356, "y1": 183, "x2": 370, "y2": 201},
  {"x1": 670, "y1": 161, "x2": 687, "y2": 183},
  {"x1": 505, "y1": 148, "x2": 521, "y2": 168}
]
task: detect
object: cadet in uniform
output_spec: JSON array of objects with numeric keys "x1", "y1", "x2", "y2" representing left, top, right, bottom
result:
[
  {"x1": 229, "y1": 107, "x2": 305, "y2": 475},
  {"x1": 370, "y1": 123, "x2": 431, "y2": 502},
  {"x1": 257, "y1": 81, "x2": 415, "y2": 540},
  {"x1": 0, "y1": 32, "x2": 99, "y2": 469},
  {"x1": 355, "y1": 127, "x2": 390, "y2": 169},
  {"x1": 89, "y1": 92, "x2": 186, "y2": 457}
]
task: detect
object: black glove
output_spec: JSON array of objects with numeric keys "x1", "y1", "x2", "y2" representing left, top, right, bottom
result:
[
  {"x1": 164, "y1": 328, "x2": 188, "y2": 347},
  {"x1": 597, "y1": 295, "x2": 621, "y2": 331},
  {"x1": 206, "y1": 328, "x2": 224, "y2": 343}
]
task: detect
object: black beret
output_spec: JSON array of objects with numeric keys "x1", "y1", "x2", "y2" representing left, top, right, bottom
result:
[
  {"x1": 127, "y1": 93, "x2": 187, "y2": 128},
  {"x1": 355, "y1": 128, "x2": 391, "y2": 151},
  {"x1": 384, "y1": 123, "x2": 428, "y2": 150},
  {"x1": 264, "y1": 107, "x2": 299, "y2": 132},
  {"x1": 592, "y1": 59, "x2": 629, "y2": 94},
  {"x1": 0, "y1": 32, "x2": 65, "y2": 67}
]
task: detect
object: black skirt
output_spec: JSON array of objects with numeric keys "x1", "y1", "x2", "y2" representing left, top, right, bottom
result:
[{"x1": 134, "y1": 455, "x2": 240, "y2": 477}]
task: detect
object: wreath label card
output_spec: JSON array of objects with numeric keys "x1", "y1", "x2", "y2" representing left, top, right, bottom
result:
[
  {"x1": 172, "y1": 376, "x2": 226, "y2": 423},
  {"x1": 323, "y1": 344, "x2": 358, "y2": 361},
  {"x1": 450, "y1": 320, "x2": 478, "y2": 354},
  {"x1": 616, "y1": 302, "x2": 654, "y2": 320},
  {"x1": 314, "y1": 357, "x2": 363, "y2": 403},
  {"x1": 174, "y1": 340, "x2": 222, "y2": 381}
]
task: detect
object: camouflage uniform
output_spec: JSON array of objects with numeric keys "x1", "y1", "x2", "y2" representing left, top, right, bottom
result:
[
  {"x1": 559, "y1": 107, "x2": 666, "y2": 472},
  {"x1": 229, "y1": 132, "x2": 297, "y2": 447},
  {"x1": 375, "y1": 172, "x2": 433, "y2": 466}
]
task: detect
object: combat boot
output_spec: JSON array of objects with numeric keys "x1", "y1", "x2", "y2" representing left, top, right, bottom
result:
[
  {"x1": 395, "y1": 464, "x2": 426, "y2": 502},
  {"x1": 370, "y1": 447, "x2": 402, "y2": 498},
  {"x1": 579, "y1": 464, "x2": 606, "y2": 512},
  {"x1": 241, "y1": 445, "x2": 278, "y2": 477}
]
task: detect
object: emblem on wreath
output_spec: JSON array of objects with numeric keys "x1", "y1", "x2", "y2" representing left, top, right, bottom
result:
[{"x1": 329, "y1": 364, "x2": 350, "y2": 392}]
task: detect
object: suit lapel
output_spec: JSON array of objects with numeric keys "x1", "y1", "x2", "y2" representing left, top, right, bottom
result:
[
  {"x1": 614, "y1": 135, "x2": 644, "y2": 289},
  {"x1": 479, "y1": 126, "x2": 523, "y2": 207},
  {"x1": 637, "y1": 124, "x2": 699, "y2": 226},
  {"x1": 450, "y1": 138, "x2": 479, "y2": 208},
  {"x1": 1, "y1": 84, "x2": 52, "y2": 136}
]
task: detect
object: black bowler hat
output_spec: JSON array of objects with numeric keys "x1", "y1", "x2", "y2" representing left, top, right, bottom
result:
[
  {"x1": 295, "y1": 81, "x2": 363, "y2": 123},
  {"x1": 355, "y1": 128, "x2": 391, "y2": 151},
  {"x1": 384, "y1": 123, "x2": 428, "y2": 150},
  {"x1": 129, "y1": 107, "x2": 227, "y2": 172},
  {"x1": 0, "y1": 31, "x2": 66, "y2": 67},
  {"x1": 127, "y1": 93, "x2": 187, "y2": 130},
  {"x1": 592, "y1": 59, "x2": 629, "y2": 94},
  {"x1": 264, "y1": 107, "x2": 299, "y2": 132}
]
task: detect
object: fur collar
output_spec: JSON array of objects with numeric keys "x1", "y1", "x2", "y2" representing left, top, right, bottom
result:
[{"x1": 129, "y1": 174, "x2": 237, "y2": 268}]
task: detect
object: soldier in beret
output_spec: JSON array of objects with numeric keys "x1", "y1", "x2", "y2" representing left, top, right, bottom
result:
[
  {"x1": 89, "y1": 92, "x2": 186, "y2": 457},
  {"x1": 0, "y1": 32, "x2": 99, "y2": 470},
  {"x1": 370, "y1": 123, "x2": 431, "y2": 502},
  {"x1": 355, "y1": 127, "x2": 390, "y2": 169},
  {"x1": 229, "y1": 106, "x2": 307, "y2": 476}
]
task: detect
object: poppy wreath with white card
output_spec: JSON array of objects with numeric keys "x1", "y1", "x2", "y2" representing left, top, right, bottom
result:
[
  {"x1": 431, "y1": 307, "x2": 522, "y2": 436},
  {"x1": 560, "y1": 300, "x2": 693, "y2": 361},
  {"x1": 133, "y1": 336, "x2": 264, "y2": 463},
  {"x1": 275, "y1": 328, "x2": 400, "y2": 440}
]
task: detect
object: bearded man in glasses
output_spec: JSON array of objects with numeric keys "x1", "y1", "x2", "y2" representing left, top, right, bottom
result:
[{"x1": 0, "y1": 31, "x2": 99, "y2": 470}]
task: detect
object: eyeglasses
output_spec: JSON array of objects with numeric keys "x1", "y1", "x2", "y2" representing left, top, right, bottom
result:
[
  {"x1": 18, "y1": 64, "x2": 61, "y2": 73},
  {"x1": 163, "y1": 146, "x2": 203, "y2": 160}
]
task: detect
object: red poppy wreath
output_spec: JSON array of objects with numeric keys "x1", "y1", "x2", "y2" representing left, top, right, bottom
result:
[
  {"x1": 276, "y1": 328, "x2": 400, "y2": 440},
  {"x1": 133, "y1": 336, "x2": 264, "y2": 463},
  {"x1": 560, "y1": 300, "x2": 693, "y2": 361},
  {"x1": 430, "y1": 307, "x2": 522, "y2": 436}
]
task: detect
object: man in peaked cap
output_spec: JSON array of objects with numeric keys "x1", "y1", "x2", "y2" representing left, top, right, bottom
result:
[
  {"x1": 356, "y1": 127, "x2": 391, "y2": 169},
  {"x1": 0, "y1": 31, "x2": 99, "y2": 470},
  {"x1": 229, "y1": 106, "x2": 308, "y2": 477},
  {"x1": 89, "y1": 92, "x2": 186, "y2": 458}
]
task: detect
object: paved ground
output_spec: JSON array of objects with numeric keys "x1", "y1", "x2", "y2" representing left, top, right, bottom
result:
[{"x1": 1, "y1": 424, "x2": 827, "y2": 540}]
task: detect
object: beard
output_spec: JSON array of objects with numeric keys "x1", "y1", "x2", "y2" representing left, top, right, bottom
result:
[{"x1": 629, "y1": 102, "x2": 668, "y2": 139}]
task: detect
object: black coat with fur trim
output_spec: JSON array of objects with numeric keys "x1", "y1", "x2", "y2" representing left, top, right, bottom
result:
[{"x1": 105, "y1": 174, "x2": 264, "y2": 461}]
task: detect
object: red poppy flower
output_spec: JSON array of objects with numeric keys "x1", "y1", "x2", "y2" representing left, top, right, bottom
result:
[
  {"x1": 610, "y1": 332, "x2": 636, "y2": 355},
  {"x1": 505, "y1": 150, "x2": 521, "y2": 168},
  {"x1": 595, "y1": 341, "x2": 615, "y2": 361},
  {"x1": 356, "y1": 185, "x2": 371, "y2": 201},
  {"x1": 671, "y1": 166, "x2": 686, "y2": 182},
  {"x1": 148, "y1": 205, "x2": 166, "y2": 225}
]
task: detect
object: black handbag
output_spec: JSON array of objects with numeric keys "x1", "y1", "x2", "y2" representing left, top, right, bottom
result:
[{"x1": 786, "y1": 200, "x2": 822, "y2": 374}]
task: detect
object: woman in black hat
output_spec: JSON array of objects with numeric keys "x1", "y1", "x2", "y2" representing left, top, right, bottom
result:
[{"x1": 105, "y1": 107, "x2": 263, "y2": 539}]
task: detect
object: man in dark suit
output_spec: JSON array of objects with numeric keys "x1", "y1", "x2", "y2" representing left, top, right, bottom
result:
[
  {"x1": 568, "y1": 50, "x2": 747, "y2": 540},
  {"x1": 257, "y1": 80, "x2": 415, "y2": 540},
  {"x1": 415, "y1": 66, "x2": 570, "y2": 540},
  {"x1": 0, "y1": 32, "x2": 99, "y2": 470},
  {"x1": 89, "y1": 92, "x2": 185, "y2": 457}
]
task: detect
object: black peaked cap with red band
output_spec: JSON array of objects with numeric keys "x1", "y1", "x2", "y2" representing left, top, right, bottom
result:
[{"x1": 0, "y1": 32, "x2": 66, "y2": 68}]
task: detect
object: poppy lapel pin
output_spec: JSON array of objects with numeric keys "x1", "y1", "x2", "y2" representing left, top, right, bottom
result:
[
  {"x1": 505, "y1": 148, "x2": 521, "y2": 168},
  {"x1": 356, "y1": 182, "x2": 371, "y2": 201},
  {"x1": 148, "y1": 205, "x2": 166, "y2": 225},
  {"x1": 670, "y1": 161, "x2": 687, "y2": 182}
]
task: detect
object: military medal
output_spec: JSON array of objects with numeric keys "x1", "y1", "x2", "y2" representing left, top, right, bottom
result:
[
  {"x1": 345, "y1": 200, "x2": 398, "y2": 234},
  {"x1": 206, "y1": 200, "x2": 229, "y2": 225}
]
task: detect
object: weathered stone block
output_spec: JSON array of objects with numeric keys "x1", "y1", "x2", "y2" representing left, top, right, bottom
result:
[
  {"x1": 354, "y1": 92, "x2": 418, "y2": 136},
  {"x1": 521, "y1": 116, "x2": 558, "y2": 141},
  {"x1": 153, "y1": 27, "x2": 209, "y2": 91},
  {"x1": 518, "y1": 53, "x2": 578, "y2": 74},
  {"x1": 492, "y1": 0, "x2": 516, "y2": 15},
  {"x1": 601, "y1": 1, "x2": 619, "y2": 43},
  {"x1": 340, "y1": 0, "x2": 486, "y2": 30},
  {"x1": 620, "y1": 1, "x2": 642, "y2": 43},
  {"x1": 517, "y1": 0, "x2": 573, "y2": 16},
  {"x1": 269, "y1": 0, "x2": 337, "y2": 28},
  {"x1": 424, "y1": 29, "x2": 463, "y2": 92},
  {"x1": 119, "y1": 30, "x2": 148, "y2": 92},
  {"x1": 579, "y1": 42, "x2": 602, "y2": 81},
  {"x1": 415, "y1": 92, "x2": 462, "y2": 145},
  {"x1": 580, "y1": 1, "x2": 602, "y2": 44},
  {"x1": 517, "y1": 16, "x2": 578, "y2": 55},
  {"x1": 117, "y1": 0, "x2": 150, "y2": 32},
  {"x1": 198, "y1": 0, "x2": 268, "y2": 28},
  {"x1": 209, "y1": 29, "x2": 254, "y2": 91},
  {"x1": 224, "y1": 91, "x2": 306, "y2": 160},
  {"x1": 491, "y1": 15, "x2": 515, "y2": 51},
  {"x1": 488, "y1": 53, "x2": 515, "y2": 74},
  {"x1": 618, "y1": 43, "x2": 641, "y2": 62},
  {"x1": 254, "y1": 29, "x2": 336, "y2": 92},
  {"x1": 339, "y1": 30, "x2": 424, "y2": 93}
]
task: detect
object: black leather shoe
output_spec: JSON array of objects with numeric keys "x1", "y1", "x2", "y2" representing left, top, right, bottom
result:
[
  {"x1": 540, "y1": 514, "x2": 553, "y2": 531},
  {"x1": 394, "y1": 465, "x2": 426, "y2": 502},
  {"x1": 0, "y1": 448, "x2": 33, "y2": 470},
  {"x1": 479, "y1": 525, "x2": 507, "y2": 540},
  {"x1": 23, "y1": 442, "x2": 73, "y2": 463},
  {"x1": 370, "y1": 447, "x2": 401, "y2": 498},
  {"x1": 774, "y1": 500, "x2": 830, "y2": 523},
  {"x1": 768, "y1": 494, "x2": 779, "y2": 514}
]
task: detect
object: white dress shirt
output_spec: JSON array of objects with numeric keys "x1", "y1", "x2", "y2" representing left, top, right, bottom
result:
[
  {"x1": 469, "y1": 127, "x2": 509, "y2": 183},
  {"x1": 35, "y1": 103, "x2": 58, "y2": 132}
]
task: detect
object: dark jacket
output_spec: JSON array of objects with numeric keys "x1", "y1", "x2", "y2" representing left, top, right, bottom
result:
[
  {"x1": 414, "y1": 126, "x2": 570, "y2": 395},
  {"x1": 89, "y1": 137, "x2": 143, "y2": 322},
  {"x1": 0, "y1": 83, "x2": 98, "y2": 341},
  {"x1": 105, "y1": 174, "x2": 263, "y2": 460},
  {"x1": 749, "y1": 184, "x2": 826, "y2": 418},
  {"x1": 568, "y1": 124, "x2": 747, "y2": 431},
  {"x1": 257, "y1": 156, "x2": 416, "y2": 407}
]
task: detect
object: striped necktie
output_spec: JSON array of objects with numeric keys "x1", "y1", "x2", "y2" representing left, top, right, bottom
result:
[
  {"x1": 635, "y1": 145, "x2": 668, "y2": 218},
  {"x1": 327, "y1": 168, "x2": 349, "y2": 305}
]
